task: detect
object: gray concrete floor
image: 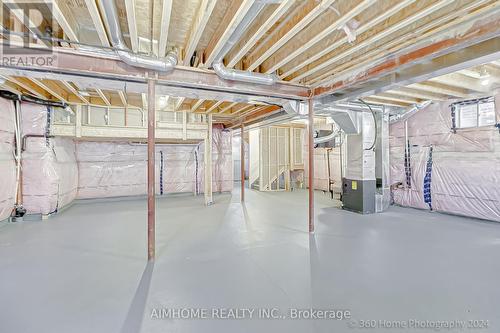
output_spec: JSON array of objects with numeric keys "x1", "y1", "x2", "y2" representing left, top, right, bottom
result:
[{"x1": 1, "y1": 187, "x2": 499, "y2": 333}]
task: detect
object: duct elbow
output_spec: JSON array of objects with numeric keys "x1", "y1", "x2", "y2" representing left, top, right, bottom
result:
[
  {"x1": 117, "y1": 50, "x2": 178, "y2": 72},
  {"x1": 101, "y1": 0, "x2": 177, "y2": 72},
  {"x1": 213, "y1": 61, "x2": 277, "y2": 85},
  {"x1": 314, "y1": 130, "x2": 340, "y2": 145}
]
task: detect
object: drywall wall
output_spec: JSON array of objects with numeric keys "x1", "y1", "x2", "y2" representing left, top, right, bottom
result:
[
  {"x1": 0, "y1": 98, "x2": 16, "y2": 221},
  {"x1": 390, "y1": 95, "x2": 500, "y2": 222}
]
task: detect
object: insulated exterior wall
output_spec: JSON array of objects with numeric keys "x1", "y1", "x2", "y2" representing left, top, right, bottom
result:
[
  {"x1": 21, "y1": 103, "x2": 78, "y2": 215},
  {"x1": 390, "y1": 96, "x2": 500, "y2": 222},
  {"x1": 76, "y1": 126, "x2": 232, "y2": 199},
  {"x1": 14, "y1": 101, "x2": 232, "y2": 211},
  {"x1": 303, "y1": 127, "x2": 341, "y2": 192},
  {"x1": 345, "y1": 112, "x2": 376, "y2": 181},
  {"x1": 0, "y1": 98, "x2": 16, "y2": 221},
  {"x1": 211, "y1": 126, "x2": 233, "y2": 193},
  {"x1": 311, "y1": 148, "x2": 341, "y2": 192}
]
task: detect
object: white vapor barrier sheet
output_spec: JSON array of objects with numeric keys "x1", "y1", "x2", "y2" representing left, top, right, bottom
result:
[
  {"x1": 19, "y1": 102, "x2": 232, "y2": 211},
  {"x1": 0, "y1": 98, "x2": 16, "y2": 220},
  {"x1": 21, "y1": 103, "x2": 78, "y2": 215},
  {"x1": 76, "y1": 127, "x2": 233, "y2": 199},
  {"x1": 389, "y1": 95, "x2": 500, "y2": 222},
  {"x1": 311, "y1": 148, "x2": 341, "y2": 192}
]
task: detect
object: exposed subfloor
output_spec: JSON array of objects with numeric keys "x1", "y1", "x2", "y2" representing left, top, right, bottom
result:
[{"x1": 1, "y1": 188, "x2": 499, "y2": 333}]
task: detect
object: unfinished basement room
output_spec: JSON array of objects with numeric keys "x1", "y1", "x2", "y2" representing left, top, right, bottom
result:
[{"x1": 1, "y1": 0, "x2": 500, "y2": 332}]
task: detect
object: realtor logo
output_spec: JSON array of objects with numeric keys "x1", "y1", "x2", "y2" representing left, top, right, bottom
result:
[{"x1": 1, "y1": 1, "x2": 54, "y2": 55}]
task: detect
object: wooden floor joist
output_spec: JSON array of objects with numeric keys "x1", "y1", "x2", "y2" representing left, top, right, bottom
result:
[{"x1": 0, "y1": 0, "x2": 499, "y2": 124}]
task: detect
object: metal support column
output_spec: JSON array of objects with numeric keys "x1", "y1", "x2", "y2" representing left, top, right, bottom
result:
[
  {"x1": 241, "y1": 123, "x2": 245, "y2": 202},
  {"x1": 147, "y1": 78, "x2": 156, "y2": 261},
  {"x1": 308, "y1": 98, "x2": 314, "y2": 233},
  {"x1": 204, "y1": 114, "x2": 213, "y2": 205}
]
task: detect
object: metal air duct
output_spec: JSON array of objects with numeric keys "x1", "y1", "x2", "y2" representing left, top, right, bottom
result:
[
  {"x1": 314, "y1": 130, "x2": 340, "y2": 144},
  {"x1": 212, "y1": 1, "x2": 278, "y2": 85},
  {"x1": 100, "y1": 0, "x2": 177, "y2": 72}
]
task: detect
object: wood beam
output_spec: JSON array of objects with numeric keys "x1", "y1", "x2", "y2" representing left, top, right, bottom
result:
[
  {"x1": 263, "y1": 0, "x2": 376, "y2": 74},
  {"x1": 279, "y1": 0, "x2": 416, "y2": 79},
  {"x1": 190, "y1": 99, "x2": 205, "y2": 112},
  {"x1": 483, "y1": 64, "x2": 500, "y2": 83},
  {"x1": 231, "y1": 105, "x2": 253, "y2": 115},
  {"x1": 4, "y1": 1, "x2": 44, "y2": 38},
  {"x1": 183, "y1": 0, "x2": 218, "y2": 65},
  {"x1": 158, "y1": 0, "x2": 173, "y2": 57},
  {"x1": 0, "y1": 45, "x2": 310, "y2": 102},
  {"x1": 124, "y1": 0, "x2": 139, "y2": 52},
  {"x1": 310, "y1": 0, "x2": 496, "y2": 86},
  {"x1": 312, "y1": 12, "x2": 500, "y2": 98},
  {"x1": 227, "y1": 0, "x2": 295, "y2": 68},
  {"x1": 96, "y1": 88, "x2": 111, "y2": 106},
  {"x1": 3, "y1": 76, "x2": 48, "y2": 99},
  {"x1": 458, "y1": 69, "x2": 481, "y2": 79},
  {"x1": 237, "y1": 105, "x2": 281, "y2": 125},
  {"x1": 118, "y1": 90, "x2": 127, "y2": 107},
  {"x1": 409, "y1": 82, "x2": 469, "y2": 98},
  {"x1": 0, "y1": 82, "x2": 23, "y2": 95},
  {"x1": 205, "y1": 101, "x2": 224, "y2": 114},
  {"x1": 374, "y1": 93, "x2": 421, "y2": 104},
  {"x1": 174, "y1": 97, "x2": 185, "y2": 111},
  {"x1": 363, "y1": 97, "x2": 410, "y2": 108},
  {"x1": 246, "y1": 0, "x2": 336, "y2": 72},
  {"x1": 429, "y1": 73, "x2": 490, "y2": 93},
  {"x1": 85, "y1": 0, "x2": 110, "y2": 47},
  {"x1": 31, "y1": 78, "x2": 69, "y2": 102},
  {"x1": 295, "y1": 0, "x2": 454, "y2": 82},
  {"x1": 227, "y1": 106, "x2": 266, "y2": 128},
  {"x1": 44, "y1": 0, "x2": 79, "y2": 42},
  {"x1": 60, "y1": 81, "x2": 90, "y2": 104},
  {"x1": 387, "y1": 87, "x2": 448, "y2": 101},
  {"x1": 204, "y1": 0, "x2": 254, "y2": 68},
  {"x1": 218, "y1": 102, "x2": 238, "y2": 114}
]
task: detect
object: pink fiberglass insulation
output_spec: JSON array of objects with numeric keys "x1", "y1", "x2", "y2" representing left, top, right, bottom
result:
[
  {"x1": 211, "y1": 125, "x2": 233, "y2": 193},
  {"x1": 21, "y1": 103, "x2": 78, "y2": 215},
  {"x1": 76, "y1": 126, "x2": 233, "y2": 199},
  {"x1": 389, "y1": 95, "x2": 500, "y2": 222},
  {"x1": 0, "y1": 98, "x2": 16, "y2": 221},
  {"x1": 18, "y1": 101, "x2": 232, "y2": 209}
]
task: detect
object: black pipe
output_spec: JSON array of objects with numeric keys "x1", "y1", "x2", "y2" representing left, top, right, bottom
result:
[
  {"x1": 358, "y1": 98, "x2": 378, "y2": 151},
  {"x1": 22, "y1": 134, "x2": 55, "y2": 151},
  {"x1": 0, "y1": 90, "x2": 67, "y2": 108}
]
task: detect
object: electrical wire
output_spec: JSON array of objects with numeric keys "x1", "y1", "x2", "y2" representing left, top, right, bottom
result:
[{"x1": 358, "y1": 98, "x2": 378, "y2": 151}]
